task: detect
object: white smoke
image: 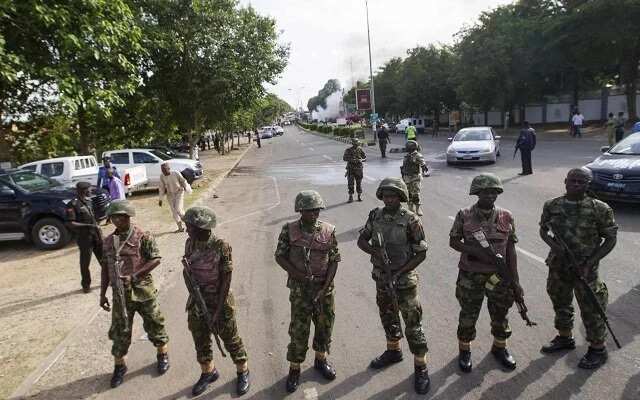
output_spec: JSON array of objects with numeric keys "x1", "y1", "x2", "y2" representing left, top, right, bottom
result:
[{"x1": 312, "y1": 91, "x2": 342, "y2": 122}]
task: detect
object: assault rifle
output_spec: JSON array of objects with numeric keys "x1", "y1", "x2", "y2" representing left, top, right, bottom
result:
[
  {"x1": 182, "y1": 256, "x2": 226, "y2": 357},
  {"x1": 375, "y1": 232, "x2": 402, "y2": 334},
  {"x1": 303, "y1": 247, "x2": 323, "y2": 314},
  {"x1": 471, "y1": 230, "x2": 537, "y2": 327},
  {"x1": 546, "y1": 224, "x2": 621, "y2": 349},
  {"x1": 112, "y1": 236, "x2": 129, "y2": 333}
]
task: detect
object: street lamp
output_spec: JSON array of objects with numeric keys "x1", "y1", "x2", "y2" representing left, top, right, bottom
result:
[{"x1": 365, "y1": 0, "x2": 377, "y2": 143}]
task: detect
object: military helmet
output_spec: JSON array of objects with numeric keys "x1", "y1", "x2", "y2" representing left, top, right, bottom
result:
[
  {"x1": 294, "y1": 190, "x2": 326, "y2": 212},
  {"x1": 184, "y1": 206, "x2": 217, "y2": 230},
  {"x1": 76, "y1": 181, "x2": 91, "y2": 190},
  {"x1": 351, "y1": 138, "x2": 360, "y2": 146},
  {"x1": 106, "y1": 200, "x2": 136, "y2": 217},
  {"x1": 406, "y1": 140, "x2": 418, "y2": 150},
  {"x1": 469, "y1": 173, "x2": 504, "y2": 195},
  {"x1": 376, "y1": 177, "x2": 409, "y2": 202}
]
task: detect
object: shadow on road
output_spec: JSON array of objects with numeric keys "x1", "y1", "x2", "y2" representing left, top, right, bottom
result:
[
  {"x1": 23, "y1": 373, "x2": 111, "y2": 400},
  {"x1": 0, "y1": 286, "x2": 98, "y2": 317}
]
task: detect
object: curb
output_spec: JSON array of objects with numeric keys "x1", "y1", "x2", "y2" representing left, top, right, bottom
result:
[{"x1": 296, "y1": 125, "x2": 375, "y2": 145}]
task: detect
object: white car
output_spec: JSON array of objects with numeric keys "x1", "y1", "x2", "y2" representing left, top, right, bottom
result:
[
  {"x1": 259, "y1": 126, "x2": 274, "y2": 139},
  {"x1": 19, "y1": 155, "x2": 99, "y2": 187},
  {"x1": 273, "y1": 126, "x2": 284, "y2": 136},
  {"x1": 446, "y1": 127, "x2": 501, "y2": 164}
]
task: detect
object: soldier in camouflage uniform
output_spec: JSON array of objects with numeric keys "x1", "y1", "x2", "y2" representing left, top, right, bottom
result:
[
  {"x1": 401, "y1": 140, "x2": 429, "y2": 216},
  {"x1": 449, "y1": 173, "x2": 522, "y2": 373},
  {"x1": 99, "y1": 200, "x2": 169, "y2": 388},
  {"x1": 275, "y1": 190, "x2": 340, "y2": 393},
  {"x1": 343, "y1": 138, "x2": 367, "y2": 203},
  {"x1": 182, "y1": 206, "x2": 250, "y2": 396},
  {"x1": 539, "y1": 168, "x2": 618, "y2": 369},
  {"x1": 357, "y1": 177, "x2": 431, "y2": 394}
]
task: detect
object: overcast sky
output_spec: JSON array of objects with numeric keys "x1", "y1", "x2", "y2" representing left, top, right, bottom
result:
[{"x1": 242, "y1": 0, "x2": 512, "y2": 109}]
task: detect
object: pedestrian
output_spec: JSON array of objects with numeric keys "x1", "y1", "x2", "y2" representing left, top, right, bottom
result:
[
  {"x1": 107, "y1": 168, "x2": 126, "y2": 200},
  {"x1": 357, "y1": 177, "x2": 430, "y2": 395},
  {"x1": 615, "y1": 112, "x2": 626, "y2": 143},
  {"x1": 449, "y1": 173, "x2": 522, "y2": 373},
  {"x1": 275, "y1": 191, "x2": 340, "y2": 393},
  {"x1": 255, "y1": 128, "x2": 261, "y2": 148},
  {"x1": 406, "y1": 122, "x2": 417, "y2": 141},
  {"x1": 538, "y1": 168, "x2": 618, "y2": 369},
  {"x1": 572, "y1": 110, "x2": 584, "y2": 138},
  {"x1": 401, "y1": 140, "x2": 429, "y2": 216},
  {"x1": 182, "y1": 207, "x2": 250, "y2": 396},
  {"x1": 605, "y1": 112, "x2": 616, "y2": 147},
  {"x1": 97, "y1": 156, "x2": 120, "y2": 193},
  {"x1": 377, "y1": 126, "x2": 391, "y2": 158},
  {"x1": 343, "y1": 138, "x2": 366, "y2": 203},
  {"x1": 515, "y1": 121, "x2": 536, "y2": 176},
  {"x1": 158, "y1": 162, "x2": 192, "y2": 232},
  {"x1": 99, "y1": 200, "x2": 170, "y2": 388},
  {"x1": 66, "y1": 181, "x2": 103, "y2": 293}
]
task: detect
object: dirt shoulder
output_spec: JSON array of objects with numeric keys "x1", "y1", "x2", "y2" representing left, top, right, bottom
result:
[{"x1": 0, "y1": 143, "x2": 252, "y2": 400}]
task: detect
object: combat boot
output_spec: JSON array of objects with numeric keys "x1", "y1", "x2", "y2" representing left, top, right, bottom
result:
[
  {"x1": 286, "y1": 367, "x2": 300, "y2": 393},
  {"x1": 415, "y1": 204, "x2": 424, "y2": 216},
  {"x1": 578, "y1": 347, "x2": 608, "y2": 369},
  {"x1": 236, "y1": 370, "x2": 250, "y2": 395},
  {"x1": 369, "y1": 350, "x2": 403, "y2": 369},
  {"x1": 491, "y1": 346, "x2": 516, "y2": 370},
  {"x1": 348, "y1": 194, "x2": 353, "y2": 203},
  {"x1": 192, "y1": 368, "x2": 220, "y2": 396},
  {"x1": 458, "y1": 350, "x2": 472, "y2": 373},
  {"x1": 541, "y1": 335, "x2": 576, "y2": 354},
  {"x1": 110, "y1": 364, "x2": 128, "y2": 388},
  {"x1": 157, "y1": 352, "x2": 169, "y2": 375},
  {"x1": 357, "y1": 193, "x2": 363, "y2": 202},
  {"x1": 314, "y1": 358, "x2": 337, "y2": 380},
  {"x1": 414, "y1": 365, "x2": 430, "y2": 394}
]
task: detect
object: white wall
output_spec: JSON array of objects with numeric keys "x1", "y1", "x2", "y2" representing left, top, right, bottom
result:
[
  {"x1": 578, "y1": 99, "x2": 601, "y2": 120},
  {"x1": 473, "y1": 112, "x2": 484, "y2": 126},
  {"x1": 608, "y1": 95, "x2": 628, "y2": 117},
  {"x1": 546, "y1": 103, "x2": 571, "y2": 122},
  {"x1": 525, "y1": 106, "x2": 544, "y2": 124}
]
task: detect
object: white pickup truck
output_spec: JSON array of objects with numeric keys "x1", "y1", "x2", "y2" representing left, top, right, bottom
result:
[{"x1": 101, "y1": 148, "x2": 203, "y2": 187}]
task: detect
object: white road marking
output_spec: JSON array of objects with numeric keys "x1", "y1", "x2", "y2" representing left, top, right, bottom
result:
[
  {"x1": 364, "y1": 175, "x2": 376, "y2": 182},
  {"x1": 303, "y1": 387, "x2": 319, "y2": 400},
  {"x1": 309, "y1": 147, "x2": 315, "y2": 151},
  {"x1": 322, "y1": 155, "x2": 333, "y2": 161},
  {"x1": 446, "y1": 216, "x2": 546, "y2": 266},
  {"x1": 219, "y1": 176, "x2": 281, "y2": 226}
]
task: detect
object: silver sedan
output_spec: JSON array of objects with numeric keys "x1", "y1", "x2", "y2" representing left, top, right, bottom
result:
[{"x1": 446, "y1": 127, "x2": 501, "y2": 164}]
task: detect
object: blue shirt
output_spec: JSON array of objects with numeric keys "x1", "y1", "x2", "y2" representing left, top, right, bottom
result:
[
  {"x1": 632, "y1": 122, "x2": 640, "y2": 134},
  {"x1": 97, "y1": 166, "x2": 120, "y2": 190}
]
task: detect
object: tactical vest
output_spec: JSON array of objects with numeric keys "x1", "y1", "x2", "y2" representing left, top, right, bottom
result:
[
  {"x1": 402, "y1": 153, "x2": 421, "y2": 175},
  {"x1": 345, "y1": 148, "x2": 364, "y2": 170},
  {"x1": 458, "y1": 207, "x2": 512, "y2": 273},
  {"x1": 287, "y1": 220, "x2": 334, "y2": 281},
  {"x1": 104, "y1": 226, "x2": 145, "y2": 276},
  {"x1": 184, "y1": 238, "x2": 222, "y2": 291},
  {"x1": 370, "y1": 208, "x2": 413, "y2": 271},
  {"x1": 406, "y1": 127, "x2": 417, "y2": 140},
  {"x1": 71, "y1": 198, "x2": 96, "y2": 225}
]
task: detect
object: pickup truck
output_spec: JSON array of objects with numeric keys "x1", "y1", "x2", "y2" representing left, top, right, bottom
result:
[
  {"x1": 0, "y1": 169, "x2": 110, "y2": 250},
  {"x1": 102, "y1": 148, "x2": 203, "y2": 187}
]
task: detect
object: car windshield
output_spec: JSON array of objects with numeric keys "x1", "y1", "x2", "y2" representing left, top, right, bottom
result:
[
  {"x1": 149, "y1": 149, "x2": 172, "y2": 160},
  {"x1": 455, "y1": 130, "x2": 492, "y2": 141},
  {"x1": 2, "y1": 171, "x2": 58, "y2": 192},
  {"x1": 609, "y1": 133, "x2": 640, "y2": 155}
]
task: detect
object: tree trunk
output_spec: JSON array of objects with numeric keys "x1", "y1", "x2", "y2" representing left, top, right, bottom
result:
[
  {"x1": 77, "y1": 104, "x2": 91, "y2": 155},
  {"x1": 621, "y1": 50, "x2": 639, "y2": 121}
]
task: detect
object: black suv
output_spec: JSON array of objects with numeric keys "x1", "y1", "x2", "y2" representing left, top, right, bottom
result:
[{"x1": 0, "y1": 169, "x2": 110, "y2": 250}]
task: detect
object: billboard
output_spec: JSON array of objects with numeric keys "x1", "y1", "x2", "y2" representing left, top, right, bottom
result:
[{"x1": 356, "y1": 89, "x2": 372, "y2": 111}]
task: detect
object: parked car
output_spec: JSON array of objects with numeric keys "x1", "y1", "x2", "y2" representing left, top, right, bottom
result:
[
  {"x1": 0, "y1": 169, "x2": 110, "y2": 249},
  {"x1": 19, "y1": 155, "x2": 99, "y2": 188},
  {"x1": 149, "y1": 145, "x2": 190, "y2": 160},
  {"x1": 446, "y1": 127, "x2": 501, "y2": 164},
  {"x1": 258, "y1": 126, "x2": 274, "y2": 139},
  {"x1": 584, "y1": 132, "x2": 640, "y2": 203},
  {"x1": 102, "y1": 148, "x2": 203, "y2": 187},
  {"x1": 273, "y1": 126, "x2": 285, "y2": 136}
]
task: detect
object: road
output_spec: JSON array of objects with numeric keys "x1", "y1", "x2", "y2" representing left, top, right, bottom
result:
[{"x1": 57, "y1": 125, "x2": 640, "y2": 399}]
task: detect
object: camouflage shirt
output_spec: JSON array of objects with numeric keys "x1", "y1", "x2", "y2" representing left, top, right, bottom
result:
[
  {"x1": 402, "y1": 151, "x2": 427, "y2": 176},
  {"x1": 114, "y1": 228, "x2": 160, "y2": 261},
  {"x1": 343, "y1": 147, "x2": 366, "y2": 169},
  {"x1": 275, "y1": 220, "x2": 341, "y2": 264},
  {"x1": 540, "y1": 195, "x2": 617, "y2": 266},
  {"x1": 449, "y1": 204, "x2": 518, "y2": 242}
]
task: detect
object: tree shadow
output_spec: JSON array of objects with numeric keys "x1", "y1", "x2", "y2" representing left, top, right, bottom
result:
[
  {"x1": 318, "y1": 367, "x2": 379, "y2": 399},
  {"x1": 533, "y1": 365, "x2": 596, "y2": 400},
  {"x1": 0, "y1": 286, "x2": 100, "y2": 317},
  {"x1": 622, "y1": 370, "x2": 640, "y2": 400},
  {"x1": 428, "y1": 353, "x2": 494, "y2": 400}
]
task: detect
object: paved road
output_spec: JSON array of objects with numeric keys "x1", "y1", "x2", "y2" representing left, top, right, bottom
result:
[{"x1": 95, "y1": 125, "x2": 640, "y2": 400}]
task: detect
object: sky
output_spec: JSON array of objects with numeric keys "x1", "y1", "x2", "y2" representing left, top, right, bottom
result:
[{"x1": 241, "y1": 0, "x2": 512, "y2": 110}]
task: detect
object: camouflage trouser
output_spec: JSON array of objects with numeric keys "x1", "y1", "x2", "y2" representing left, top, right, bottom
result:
[
  {"x1": 109, "y1": 291, "x2": 169, "y2": 358},
  {"x1": 402, "y1": 175, "x2": 422, "y2": 204},
  {"x1": 455, "y1": 270, "x2": 514, "y2": 342},
  {"x1": 375, "y1": 276, "x2": 428, "y2": 355},
  {"x1": 547, "y1": 267, "x2": 609, "y2": 344},
  {"x1": 287, "y1": 280, "x2": 335, "y2": 363},
  {"x1": 188, "y1": 291, "x2": 248, "y2": 365},
  {"x1": 347, "y1": 169, "x2": 363, "y2": 194}
]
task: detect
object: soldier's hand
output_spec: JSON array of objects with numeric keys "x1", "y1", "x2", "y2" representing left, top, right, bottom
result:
[
  {"x1": 158, "y1": 200, "x2": 163, "y2": 207},
  {"x1": 100, "y1": 296, "x2": 111, "y2": 311},
  {"x1": 513, "y1": 283, "x2": 525, "y2": 300}
]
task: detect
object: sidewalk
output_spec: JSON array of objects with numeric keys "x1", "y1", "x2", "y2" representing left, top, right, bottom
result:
[{"x1": 1, "y1": 142, "x2": 253, "y2": 400}]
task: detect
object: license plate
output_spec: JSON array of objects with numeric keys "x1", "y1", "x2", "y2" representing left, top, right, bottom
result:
[
  {"x1": 462, "y1": 155, "x2": 473, "y2": 160},
  {"x1": 607, "y1": 182, "x2": 625, "y2": 190}
]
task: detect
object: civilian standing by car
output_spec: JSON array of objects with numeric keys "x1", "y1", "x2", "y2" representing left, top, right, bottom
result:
[
  {"x1": 255, "y1": 128, "x2": 261, "y2": 148},
  {"x1": 572, "y1": 111, "x2": 584, "y2": 138},
  {"x1": 158, "y1": 162, "x2": 192, "y2": 232},
  {"x1": 615, "y1": 112, "x2": 626, "y2": 143},
  {"x1": 516, "y1": 121, "x2": 536, "y2": 176},
  {"x1": 107, "y1": 168, "x2": 126, "y2": 200},
  {"x1": 377, "y1": 126, "x2": 391, "y2": 158},
  {"x1": 97, "y1": 156, "x2": 120, "y2": 192},
  {"x1": 67, "y1": 181, "x2": 103, "y2": 293},
  {"x1": 605, "y1": 113, "x2": 616, "y2": 147}
]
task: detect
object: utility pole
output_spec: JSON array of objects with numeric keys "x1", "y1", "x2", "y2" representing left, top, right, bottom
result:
[{"x1": 365, "y1": 0, "x2": 377, "y2": 143}]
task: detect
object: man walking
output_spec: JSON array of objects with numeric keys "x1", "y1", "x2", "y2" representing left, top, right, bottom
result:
[
  {"x1": 97, "y1": 156, "x2": 119, "y2": 192},
  {"x1": 99, "y1": 200, "x2": 170, "y2": 388},
  {"x1": 275, "y1": 191, "x2": 340, "y2": 393},
  {"x1": 406, "y1": 122, "x2": 417, "y2": 142},
  {"x1": 343, "y1": 138, "x2": 366, "y2": 203},
  {"x1": 571, "y1": 110, "x2": 584, "y2": 138},
  {"x1": 357, "y1": 178, "x2": 430, "y2": 395},
  {"x1": 107, "y1": 168, "x2": 126, "y2": 200},
  {"x1": 66, "y1": 181, "x2": 103, "y2": 293},
  {"x1": 605, "y1": 113, "x2": 616, "y2": 147},
  {"x1": 377, "y1": 126, "x2": 391, "y2": 158},
  {"x1": 401, "y1": 140, "x2": 429, "y2": 216},
  {"x1": 159, "y1": 162, "x2": 192, "y2": 232},
  {"x1": 182, "y1": 207, "x2": 250, "y2": 396},
  {"x1": 539, "y1": 168, "x2": 617, "y2": 369},
  {"x1": 516, "y1": 121, "x2": 536, "y2": 175},
  {"x1": 615, "y1": 112, "x2": 626, "y2": 143}
]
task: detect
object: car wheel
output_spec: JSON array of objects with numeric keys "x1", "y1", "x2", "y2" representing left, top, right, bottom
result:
[{"x1": 32, "y1": 217, "x2": 70, "y2": 250}]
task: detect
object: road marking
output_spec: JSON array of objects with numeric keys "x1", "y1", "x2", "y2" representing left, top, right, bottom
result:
[
  {"x1": 322, "y1": 155, "x2": 333, "y2": 161},
  {"x1": 364, "y1": 175, "x2": 376, "y2": 182},
  {"x1": 304, "y1": 387, "x2": 319, "y2": 400},
  {"x1": 309, "y1": 147, "x2": 315, "y2": 151},
  {"x1": 447, "y1": 216, "x2": 545, "y2": 265},
  {"x1": 219, "y1": 176, "x2": 281, "y2": 226}
]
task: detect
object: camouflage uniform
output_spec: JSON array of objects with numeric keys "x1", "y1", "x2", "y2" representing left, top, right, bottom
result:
[
  {"x1": 540, "y1": 195, "x2": 618, "y2": 344},
  {"x1": 343, "y1": 140, "x2": 366, "y2": 195},
  {"x1": 103, "y1": 226, "x2": 169, "y2": 358},
  {"x1": 67, "y1": 186, "x2": 103, "y2": 290},
  {"x1": 401, "y1": 141, "x2": 428, "y2": 209},
  {"x1": 450, "y1": 204, "x2": 517, "y2": 343},
  {"x1": 275, "y1": 221, "x2": 341, "y2": 363},
  {"x1": 360, "y1": 179, "x2": 429, "y2": 356}
]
